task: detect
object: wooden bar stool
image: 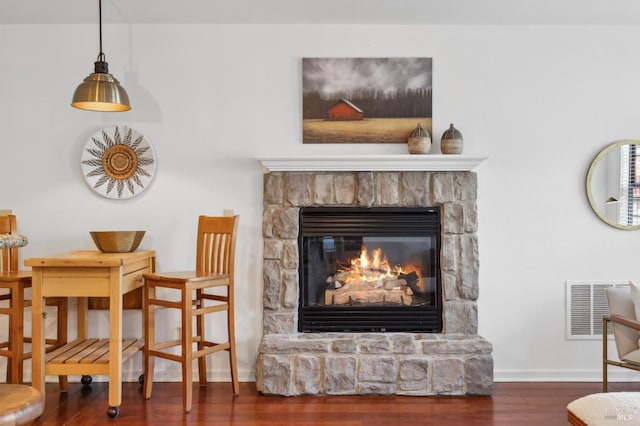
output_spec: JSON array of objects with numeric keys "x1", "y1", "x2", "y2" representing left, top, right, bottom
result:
[
  {"x1": 143, "y1": 215, "x2": 239, "y2": 413},
  {"x1": 0, "y1": 214, "x2": 68, "y2": 386}
]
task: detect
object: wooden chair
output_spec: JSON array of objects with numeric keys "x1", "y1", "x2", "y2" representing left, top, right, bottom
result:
[
  {"x1": 0, "y1": 214, "x2": 68, "y2": 386},
  {"x1": 143, "y1": 215, "x2": 239, "y2": 413}
]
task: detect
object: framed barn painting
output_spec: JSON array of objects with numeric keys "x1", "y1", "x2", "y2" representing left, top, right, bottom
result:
[{"x1": 302, "y1": 58, "x2": 432, "y2": 144}]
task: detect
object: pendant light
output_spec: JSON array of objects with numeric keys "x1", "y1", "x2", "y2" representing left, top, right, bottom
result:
[{"x1": 71, "y1": 0, "x2": 131, "y2": 112}]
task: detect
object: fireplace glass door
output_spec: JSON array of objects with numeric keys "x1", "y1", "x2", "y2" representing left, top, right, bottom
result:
[{"x1": 299, "y1": 207, "x2": 442, "y2": 332}]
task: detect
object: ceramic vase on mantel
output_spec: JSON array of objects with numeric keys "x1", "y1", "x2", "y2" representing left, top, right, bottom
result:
[
  {"x1": 440, "y1": 123, "x2": 463, "y2": 154},
  {"x1": 407, "y1": 123, "x2": 432, "y2": 154}
]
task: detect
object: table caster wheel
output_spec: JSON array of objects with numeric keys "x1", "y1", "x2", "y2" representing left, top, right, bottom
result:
[
  {"x1": 81, "y1": 375, "x2": 92, "y2": 386},
  {"x1": 138, "y1": 374, "x2": 144, "y2": 384},
  {"x1": 107, "y1": 406, "x2": 119, "y2": 419}
]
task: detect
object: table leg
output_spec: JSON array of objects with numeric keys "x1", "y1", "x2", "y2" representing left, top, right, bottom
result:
[
  {"x1": 107, "y1": 266, "x2": 123, "y2": 415},
  {"x1": 56, "y1": 297, "x2": 69, "y2": 391},
  {"x1": 30, "y1": 268, "x2": 44, "y2": 395}
]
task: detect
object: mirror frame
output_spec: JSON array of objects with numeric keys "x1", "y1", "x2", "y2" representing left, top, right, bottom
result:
[{"x1": 586, "y1": 139, "x2": 640, "y2": 230}]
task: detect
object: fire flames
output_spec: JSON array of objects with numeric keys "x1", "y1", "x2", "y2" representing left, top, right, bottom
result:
[
  {"x1": 325, "y1": 246, "x2": 423, "y2": 306},
  {"x1": 345, "y1": 247, "x2": 416, "y2": 281}
]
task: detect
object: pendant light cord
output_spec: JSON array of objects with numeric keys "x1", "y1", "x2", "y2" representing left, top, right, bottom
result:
[{"x1": 97, "y1": 0, "x2": 105, "y2": 62}]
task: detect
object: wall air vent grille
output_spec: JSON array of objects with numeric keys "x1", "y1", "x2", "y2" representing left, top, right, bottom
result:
[{"x1": 565, "y1": 280, "x2": 629, "y2": 340}]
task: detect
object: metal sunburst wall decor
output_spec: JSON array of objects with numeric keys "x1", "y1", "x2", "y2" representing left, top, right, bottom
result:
[{"x1": 81, "y1": 125, "x2": 156, "y2": 199}]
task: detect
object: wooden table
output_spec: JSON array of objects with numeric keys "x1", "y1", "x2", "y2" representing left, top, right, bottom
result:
[{"x1": 25, "y1": 250, "x2": 155, "y2": 419}]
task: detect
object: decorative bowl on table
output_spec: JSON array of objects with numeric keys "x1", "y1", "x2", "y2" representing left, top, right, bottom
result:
[{"x1": 90, "y1": 231, "x2": 145, "y2": 253}]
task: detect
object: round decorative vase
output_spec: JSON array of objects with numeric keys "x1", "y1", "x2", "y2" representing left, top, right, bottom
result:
[
  {"x1": 440, "y1": 123, "x2": 463, "y2": 154},
  {"x1": 407, "y1": 123, "x2": 432, "y2": 154}
]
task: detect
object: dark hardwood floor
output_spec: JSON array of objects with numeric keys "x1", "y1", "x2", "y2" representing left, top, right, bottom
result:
[{"x1": 31, "y1": 381, "x2": 637, "y2": 425}]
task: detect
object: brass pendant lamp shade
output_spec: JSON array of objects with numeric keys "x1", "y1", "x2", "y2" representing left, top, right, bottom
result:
[{"x1": 71, "y1": 0, "x2": 130, "y2": 112}]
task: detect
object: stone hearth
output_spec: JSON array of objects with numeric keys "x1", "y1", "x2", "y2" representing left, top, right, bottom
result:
[{"x1": 256, "y1": 156, "x2": 493, "y2": 396}]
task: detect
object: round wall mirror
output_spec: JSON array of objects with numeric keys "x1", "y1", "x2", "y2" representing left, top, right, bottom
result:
[{"x1": 586, "y1": 140, "x2": 640, "y2": 230}]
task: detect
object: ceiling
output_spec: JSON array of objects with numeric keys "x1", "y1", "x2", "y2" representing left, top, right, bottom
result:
[{"x1": 4, "y1": 0, "x2": 640, "y2": 25}]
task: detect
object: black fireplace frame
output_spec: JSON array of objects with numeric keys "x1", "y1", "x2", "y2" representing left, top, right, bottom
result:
[{"x1": 298, "y1": 206, "x2": 443, "y2": 333}]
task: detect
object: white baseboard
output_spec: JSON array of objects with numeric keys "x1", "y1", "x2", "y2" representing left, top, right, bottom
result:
[{"x1": 494, "y1": 369, "x2": 639, "y2": 382}]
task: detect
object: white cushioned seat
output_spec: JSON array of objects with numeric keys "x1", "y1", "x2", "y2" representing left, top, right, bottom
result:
[{"x1": 567, "y1": 392, "x2": 640, "y2": 426}]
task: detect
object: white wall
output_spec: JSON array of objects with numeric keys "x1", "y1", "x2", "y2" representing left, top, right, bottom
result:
[{"x1": 2, "y1": 23, "x2": 640, "y2": 382}]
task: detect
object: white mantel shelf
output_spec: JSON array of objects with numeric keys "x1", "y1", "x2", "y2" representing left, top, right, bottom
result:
[{"x1": 257, "y1": 154, "x2": 488, "y2": 172}]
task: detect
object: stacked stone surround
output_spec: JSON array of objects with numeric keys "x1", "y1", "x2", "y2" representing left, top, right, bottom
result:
[{"x1": 257, "y1": 170, "x2": 493, "y2": 396}]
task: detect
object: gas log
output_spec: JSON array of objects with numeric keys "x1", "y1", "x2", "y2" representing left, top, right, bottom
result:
[{"x1": 324, "y1": 272, "x2": 416, "y2": 306}]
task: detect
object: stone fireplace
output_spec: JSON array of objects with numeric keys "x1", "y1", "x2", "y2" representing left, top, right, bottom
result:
[{"x1": 256, "y1": 155, "x2": 493, "y2": 396}]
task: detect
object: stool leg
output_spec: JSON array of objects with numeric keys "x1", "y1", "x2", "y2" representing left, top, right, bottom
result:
[
  {"x1": 1, "y1": 286, "x2": 7, "y2": 382},
  {"x1": 227, "y1": 287, "x2": 239, "y2": 396},
  {"x1": 143, "y1": 283, "x2": 155, "y2": 400},
  {"x1": 182, "y1": 283, "x2": 193, "y2": 413},
  {"x1": 196, "y1": 288, "x2": 207, "y2": 386},
  {"x1": 8, "y1": 284, "x2": 25, "y2": 384}
]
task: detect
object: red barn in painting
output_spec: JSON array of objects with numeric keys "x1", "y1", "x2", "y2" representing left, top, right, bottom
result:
[{"x1": 325, "y1": 99, "x2": 364, "y2": 121}]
